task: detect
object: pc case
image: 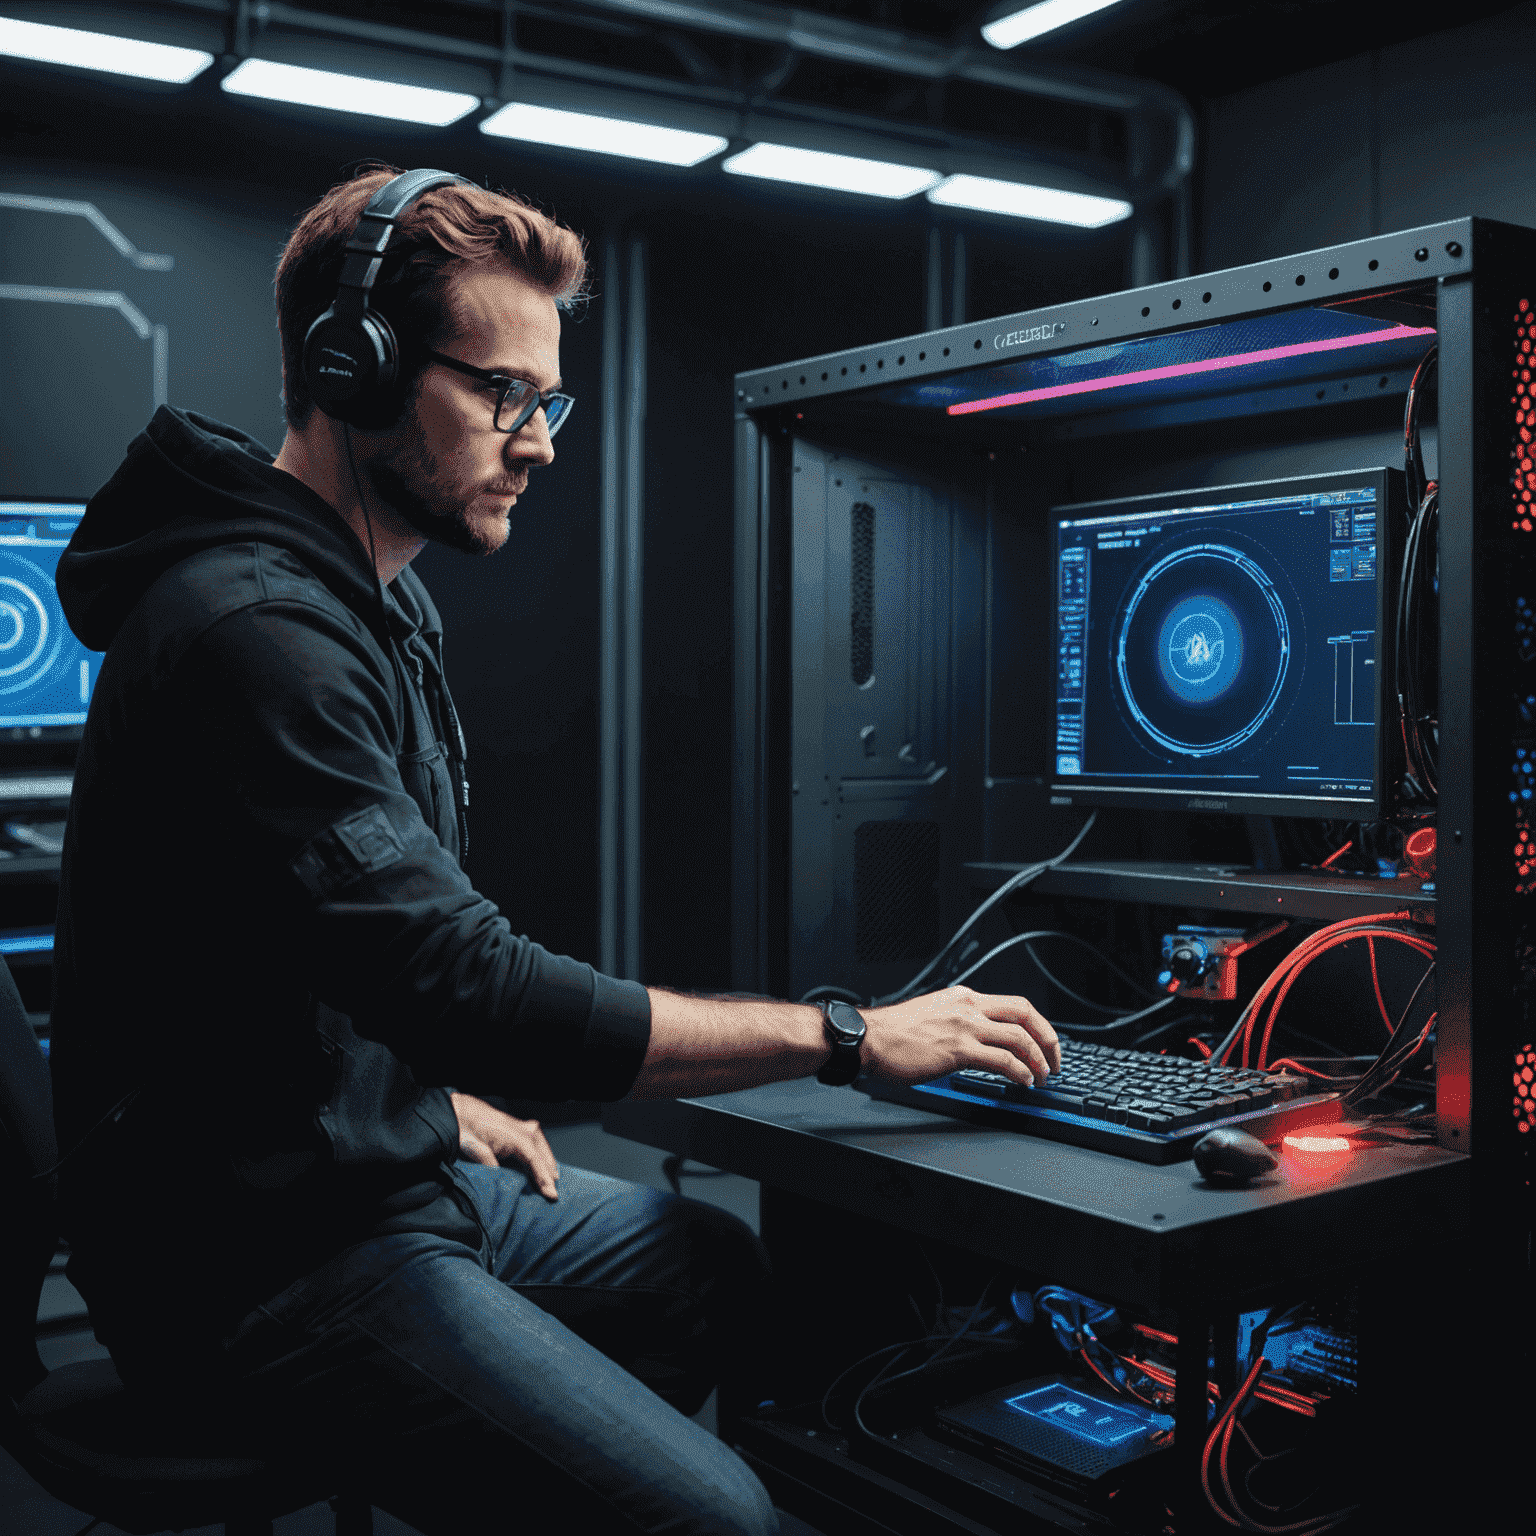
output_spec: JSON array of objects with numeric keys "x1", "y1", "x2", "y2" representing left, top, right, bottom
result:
[{"x1": 731, "y1": 231, "x2": 1533, "y2": 1483}]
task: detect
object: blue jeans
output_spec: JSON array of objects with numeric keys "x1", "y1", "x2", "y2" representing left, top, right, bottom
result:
[{"x1": 207, "y1": 1161, "x2": 781, "y2": 1535}]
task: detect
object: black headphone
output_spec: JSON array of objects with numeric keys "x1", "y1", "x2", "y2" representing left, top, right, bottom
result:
[{"x1": 302, "y1": 167, "x2": 469, "y2": 430}]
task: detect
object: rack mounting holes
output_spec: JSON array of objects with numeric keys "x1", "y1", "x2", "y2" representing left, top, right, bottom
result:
[
  {"x1": 974, "y1": 339, "x2": 983, "y2": 349},
  {"x1": 799, "y1": 375, "x2": 806, "y2": 384},
  {"x1": 821, "y1": 372, "x2": 828, "y2": 381},
  {"x1": 897, "y1": 355, "x2": 905, "y2": 364},
  {"x1": 1263, "y1": 281, "x2": 1272, "y2": 292},
  {"x1": 1368, "y1": 259, "x2": 1379, "y2": 270},
  {"x1": 1295, "y1": 274, "x2": 1305, "y2": 286},
  {"x1": 1172, "y1": 298, "x2": 1181, "y2": 309},
  {"x1": 1446, "y1": 240, "x2": 1462, "y2": 257},
  {"x1": 943, "y1": 347, "x2": 950, "y2": 356},
  {"x1": 1202, "y1": 292, "x2": 1211, "y2": 303},
  {"x1": 1379, "y1": 376, "x2": 1388, "y2": 388},
  {"x1": 858, "y1": 363, "x2": 866, "y2": 372},
  {"x1": 918, "y1": 351, "x2": 926, "y2": 360},
  {"x1": 1141, "y1": 305, "x2": 1150, "y2": 316},
  {"x1": 1328, "y1": 267, "x2": 1339, "y2": 280},
  {"x1": 1415, "y1": 247, "x2": 1429, "y2": 261}
]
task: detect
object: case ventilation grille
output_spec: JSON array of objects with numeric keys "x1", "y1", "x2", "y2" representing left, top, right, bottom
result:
[{"x1": 850, "y1": 501, "x2": 875, "y2": 687}]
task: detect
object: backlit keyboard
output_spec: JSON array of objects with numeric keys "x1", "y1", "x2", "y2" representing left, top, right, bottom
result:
[{"x1": 862, "y1": 1039, "x2": 1343, "y2": 1164}]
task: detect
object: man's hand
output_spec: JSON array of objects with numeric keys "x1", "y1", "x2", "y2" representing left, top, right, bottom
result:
[
  {"x1": 860, "y1": 986, "x2": 1059, "y2": 1088},
  {"x1": 449, "y1": 1092, "x2": 560, "y2": 1201}
]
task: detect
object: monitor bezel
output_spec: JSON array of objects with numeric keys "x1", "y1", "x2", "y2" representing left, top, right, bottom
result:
[
  {"x1": 0, "y1": 495, "x2": 91, "y2": 750},
  {"x1": 1047, "y1": 467, "x2": 1401, "y2": 823}
]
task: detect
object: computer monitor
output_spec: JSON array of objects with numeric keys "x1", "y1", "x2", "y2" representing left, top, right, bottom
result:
[
  {"x1": 1050, "y1": 469, "x2": 1400, "y2": 821},
  {"x1": 0, "y1": 499, "x2": 99, "y2": 735}
]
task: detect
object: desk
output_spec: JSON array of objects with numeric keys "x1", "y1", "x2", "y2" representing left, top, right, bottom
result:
[{"x1": 605, "y1": 1082, "x2": 1470, "y2": 1534}]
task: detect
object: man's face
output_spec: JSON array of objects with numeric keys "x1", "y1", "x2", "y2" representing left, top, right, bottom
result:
[{"x1": 365, "y1": 260, "x2": 562, "y2": 557}]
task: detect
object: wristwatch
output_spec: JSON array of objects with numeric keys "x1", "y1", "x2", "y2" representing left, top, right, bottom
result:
[{"x1": 816, "y1": 1000, "x2": 868, "y2": 1086}]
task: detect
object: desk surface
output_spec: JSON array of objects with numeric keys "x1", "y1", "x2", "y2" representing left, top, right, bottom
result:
[{"x1": 604, "y1": 1081, "x2": 1468, "y2": 1311}]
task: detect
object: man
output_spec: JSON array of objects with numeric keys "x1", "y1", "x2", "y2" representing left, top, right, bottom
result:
[{"x1": 49, "y1": 165, "x2": 1057, "y2": 1535}]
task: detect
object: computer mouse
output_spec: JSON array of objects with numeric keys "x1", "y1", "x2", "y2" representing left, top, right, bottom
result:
[{"x1": 1192, "y1": 1127, "x2": 1279, "y2": 1185}]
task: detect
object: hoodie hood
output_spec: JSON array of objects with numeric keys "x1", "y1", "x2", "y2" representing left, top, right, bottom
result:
[{"x1": 60, "y1": 407, "x2": 386, "y2": 651}]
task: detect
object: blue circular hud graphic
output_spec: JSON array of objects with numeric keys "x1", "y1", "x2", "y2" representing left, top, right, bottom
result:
[
  {"x1": 1115, "y1": 544, "x2": 1290, "y2": 758},
  {"x1": 1158, "y1": 593, "x2": 1245, "y2": 704},
  {"x1": 0, "y1": 554, "x2": 65, "y2": 699}
]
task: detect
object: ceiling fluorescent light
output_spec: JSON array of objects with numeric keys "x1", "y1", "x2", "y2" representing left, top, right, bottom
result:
[
  {"x1": 221, "y1": 59, "x2": 477, "y2": 126},
  {"x1": 721, "y1": 144, "x2": 940, "y2": 200},
  {"x1": 928, "y1": 174, "x2": 1132, "y2": 228},
  {"x1": 982, "y1": 0, "x2": 1126, "y2": 50},
  {"x1": 481, "y1": 102, "x2": 726, "y2": 167},
  {"x1": 0, "y1": 17, "x2": 213, "y2": 83}
]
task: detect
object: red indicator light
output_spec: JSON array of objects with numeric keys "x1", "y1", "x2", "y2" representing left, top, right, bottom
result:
[
  {"x1": 946, "y1": 324, "x2": 1437, "y2": 417},
  {"x1": 1283, "y1": 1134, "x2": 1351, "y2": 1153},
  {"x1": 1404, "y1": 826, "x2": 1437, "y2": 877}
]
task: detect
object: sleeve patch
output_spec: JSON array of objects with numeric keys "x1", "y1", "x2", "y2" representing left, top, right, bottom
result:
[{"x1": 292, "y1": 803, "x2": 406, "y2": 899}]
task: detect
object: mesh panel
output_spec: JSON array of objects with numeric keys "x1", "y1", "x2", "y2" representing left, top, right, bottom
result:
[
  {"x1": 855, "y1": 819, "x2": 941, "y2": 964},
  {"x1": 850, "y1": 501, "x2": 875, "y2": 686}
]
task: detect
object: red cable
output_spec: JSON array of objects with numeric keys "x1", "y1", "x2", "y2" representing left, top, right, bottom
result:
[
  {"x1": 1244, "y1": 922, "x2": 1432, "y2": 1068},
  {"x1": 1255, "y1": 928, "x2": 1434, "y2": 1068},
  {"x1": 1317, "y1": 840, "x2": 1353, "y2": 869},
  {"x1": 1225, "y1": 913, "x2": 1412, "y2": 1066}
]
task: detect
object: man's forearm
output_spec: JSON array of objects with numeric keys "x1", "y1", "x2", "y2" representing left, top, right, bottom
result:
[{"x1": 626, "y1": 990, "x2": 830, "y2": 1099}]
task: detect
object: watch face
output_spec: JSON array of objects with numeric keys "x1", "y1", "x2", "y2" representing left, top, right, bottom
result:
[{"x1": 826, "y1": 1001, "x2": 867, "y2": 1041}]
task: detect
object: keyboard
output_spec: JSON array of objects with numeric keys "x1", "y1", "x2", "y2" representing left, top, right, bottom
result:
[{"x1": 861, "y1": 1039, "x2": 1344, "y2": 1164}]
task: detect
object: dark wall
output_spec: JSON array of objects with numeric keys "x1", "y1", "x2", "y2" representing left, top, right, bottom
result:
[
  {"x1": 0, "y1": 57, "x2": 1130, "y2": 990},
  {"x1": 1200, "y1": 2, "x2": 1536, "y2": 269}
]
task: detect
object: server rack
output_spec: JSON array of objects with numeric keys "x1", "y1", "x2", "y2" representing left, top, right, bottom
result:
[{"x1": 731, "y1": 217, "x2": 1533, "y2": 1523}]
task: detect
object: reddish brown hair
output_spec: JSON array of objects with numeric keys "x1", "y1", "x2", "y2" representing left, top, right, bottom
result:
[{"x1": 275, "y1": 163, "x2": 587, "y2": 429}]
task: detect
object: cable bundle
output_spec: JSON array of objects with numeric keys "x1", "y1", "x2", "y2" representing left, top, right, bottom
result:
[
  {"x1": 1211, "y1": 913, "x2": 1434, "y2": 1072},
  {"x1": 1202, "y1": 1358, "x2": 1357, "y2": 1534},
  {"x1": 1398, "y1": 348, "x2": 1439, "y2": 803}
]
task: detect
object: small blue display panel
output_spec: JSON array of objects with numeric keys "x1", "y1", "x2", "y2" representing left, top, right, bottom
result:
[
  {"x1": 0, "y1": 502, "x2": 98, "y2": 728},
  {"x1": 1003, "y1": 1382, "x2": 1161, "y2": 1447},
  {"x1": 1053, "y1": 474, "x2": 1383, "y2": 814}
]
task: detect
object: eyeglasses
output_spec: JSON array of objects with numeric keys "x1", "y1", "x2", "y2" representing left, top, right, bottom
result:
[{"x1": 423, "y1": 348, "x2": 575, "y2": 437}]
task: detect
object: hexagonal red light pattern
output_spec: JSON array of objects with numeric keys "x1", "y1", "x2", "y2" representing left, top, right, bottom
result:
[
  {"x1": 1515, "y1": 300, "x2": 1536, "y2": 533},
  {"x1": 1517, "y1": 818, "x2": 1536, "y2": 896},
  {"x1": 1516, "y1": 1044, "x2": 1536, "y2": 1134}
]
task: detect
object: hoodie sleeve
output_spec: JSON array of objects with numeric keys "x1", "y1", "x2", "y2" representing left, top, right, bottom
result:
[{"x1": 178, "y1": 595, "x2": 651, "y2": 1101}]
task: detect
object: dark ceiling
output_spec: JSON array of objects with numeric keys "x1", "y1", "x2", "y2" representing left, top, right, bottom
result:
[{"x1": 734, "y1": 0, "x2": 1531, "y2": 99}]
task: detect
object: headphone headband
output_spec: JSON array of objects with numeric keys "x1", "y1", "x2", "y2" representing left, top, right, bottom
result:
[{"x1": 303, "y1": 168, "x2": 470, "y2": 425}]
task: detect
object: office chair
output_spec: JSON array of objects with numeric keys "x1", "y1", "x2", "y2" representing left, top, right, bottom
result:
[{"x1": 0, "y1": 958, "x2": 374, "y2": 1536}]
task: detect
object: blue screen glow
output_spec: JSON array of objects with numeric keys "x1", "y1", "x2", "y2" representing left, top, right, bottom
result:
[
  {"x1": 1053, "y1": 476, "x2": 1382, "y2": 810},
  {"x1": 1003, "y1": 1383, "x2": 1160, "y2": 1447},
  {"x1": 0, "y1": 502, "x2": 98, "y2": 728}
]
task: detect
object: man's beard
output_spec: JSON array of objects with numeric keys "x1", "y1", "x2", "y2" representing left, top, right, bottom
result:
[{"x1": 365, "y1": 409, "x2": 515, "y2": 558}]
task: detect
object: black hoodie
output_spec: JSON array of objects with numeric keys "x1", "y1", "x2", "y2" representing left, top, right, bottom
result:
[{"x1": 50, "y1": 408, "x2": 650, "y2": 1367}]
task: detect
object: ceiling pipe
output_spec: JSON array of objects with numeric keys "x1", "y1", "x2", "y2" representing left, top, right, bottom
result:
[
  {"x1": 143, "y1": 0, "x2": 1187, "y2": 202},
  {"x1": 570, "y1": 0, "x2": 1195, "y2": 194}
]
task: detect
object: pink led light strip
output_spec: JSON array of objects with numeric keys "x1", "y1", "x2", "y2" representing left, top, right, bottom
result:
[{"x1": 945, "y1": 324, "x2": 1437, "y2": 416}]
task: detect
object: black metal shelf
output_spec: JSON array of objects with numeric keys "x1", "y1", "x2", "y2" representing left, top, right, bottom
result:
[{"x1": 963, "y1": 859, "x2": 1434, "y2": 924}]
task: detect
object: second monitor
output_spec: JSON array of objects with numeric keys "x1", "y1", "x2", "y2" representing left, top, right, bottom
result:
[{"x1": 1051, "y1": 469, "x2": 1401, "y2": 821}]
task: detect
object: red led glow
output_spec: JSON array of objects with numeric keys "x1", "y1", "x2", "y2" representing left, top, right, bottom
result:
[
  {"x1": 1404, "y1": 826, "x2": 1437, "y2": 877},
  {"x1": 1516, "y1": 1044, "x2": 1536, "y2": 1135},
  {"x1": 1517, "y1": 817, "x2": 1536, "y2": 895},
  {"x1": 1283, "y1": 1134, "x2": 1351, "y2": 1153},
  {"x1": 945, "y1": 324, "x2": 1437, "y2": 417},
  {"x1": 1512, "y1": 302, "x2": 1536, "y2": 531}
]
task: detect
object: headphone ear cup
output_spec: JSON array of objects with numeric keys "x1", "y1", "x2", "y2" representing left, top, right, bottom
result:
[{"x1": 303, "y1": 308, "x2": 401, "y2": 428}]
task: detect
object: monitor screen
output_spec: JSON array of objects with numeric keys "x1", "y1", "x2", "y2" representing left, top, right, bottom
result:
[
  {"x1": 0, "y1": 501, "x2": 99, "y2": 731},
  {"x1": 1050, "y1": 470, "x2": 1397, "y2": 820}
]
